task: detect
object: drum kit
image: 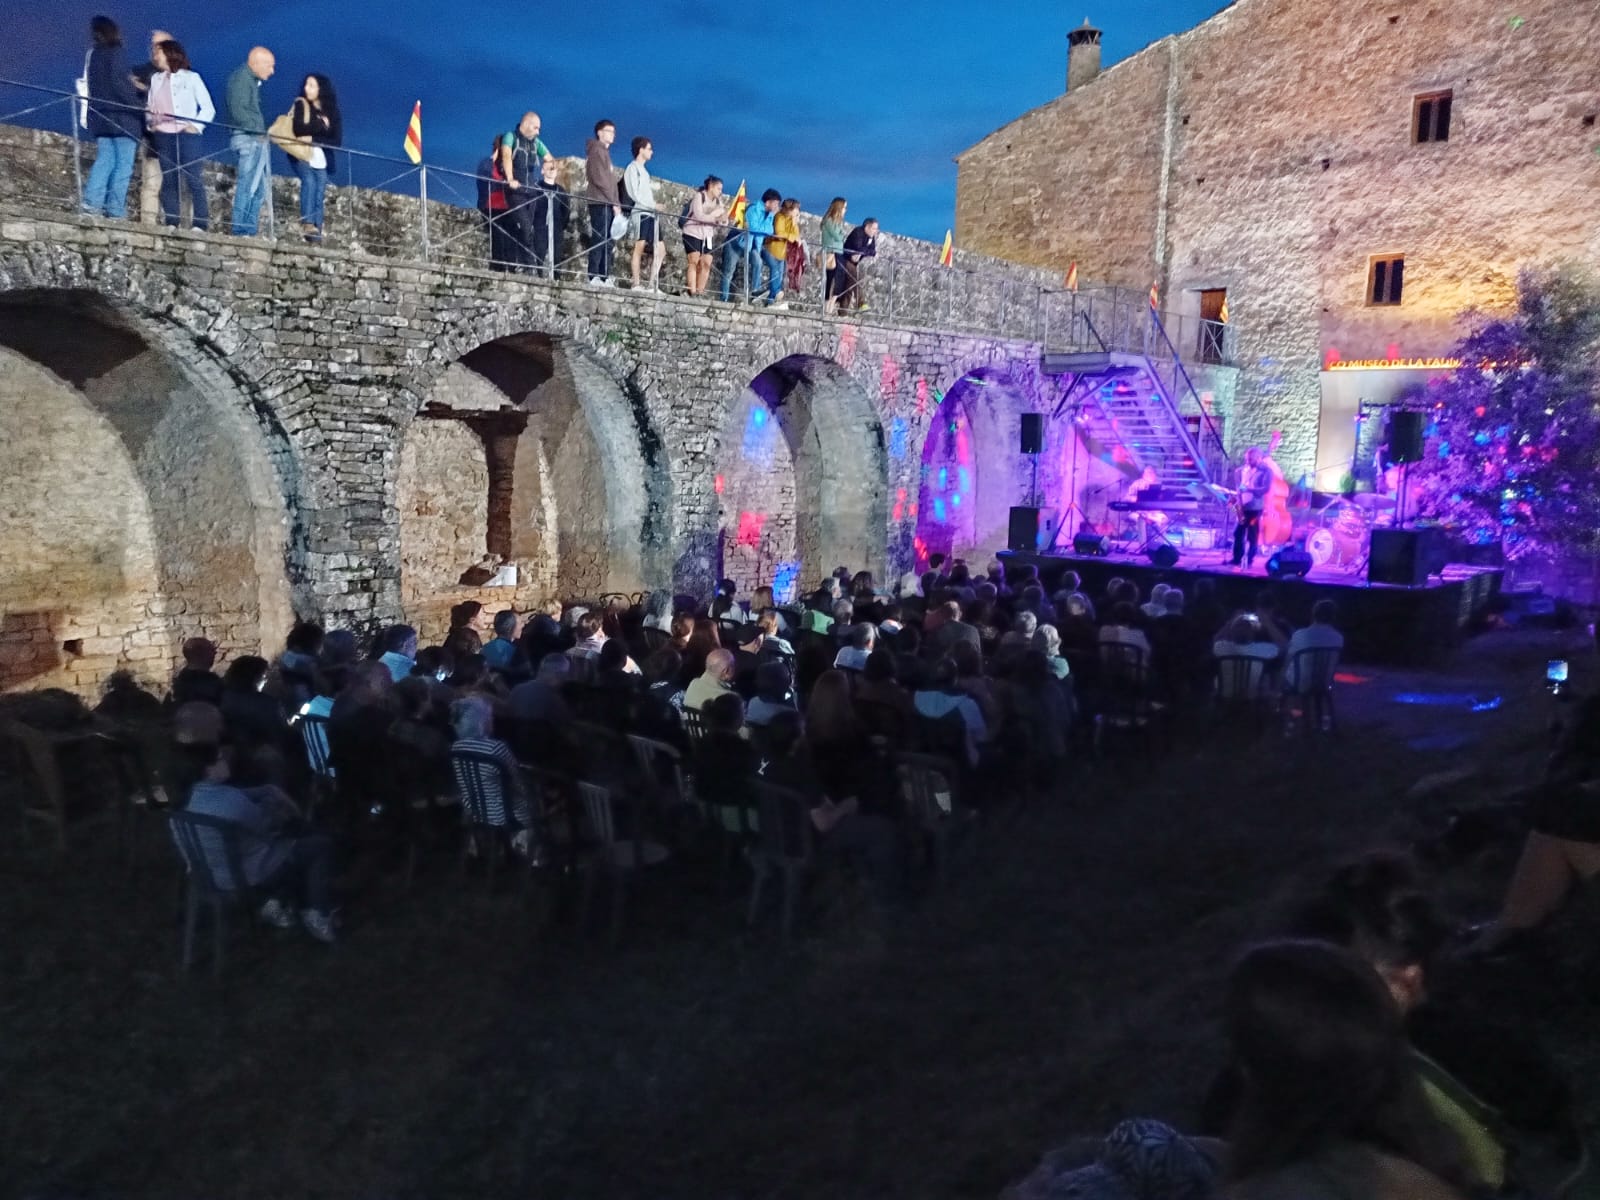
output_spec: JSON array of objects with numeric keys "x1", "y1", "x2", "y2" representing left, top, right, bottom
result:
[{"x1": 1183, "y1": 483, "x2": 1398, "y2": 571}]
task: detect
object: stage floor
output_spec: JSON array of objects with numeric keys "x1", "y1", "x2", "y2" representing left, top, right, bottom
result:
[{"x1": 997, "y1": 547, "x2": 1505, "y2": 665}]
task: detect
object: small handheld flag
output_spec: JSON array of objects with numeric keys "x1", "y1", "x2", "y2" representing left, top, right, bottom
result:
[
  {"x1": 727, "y1": 180, "x2": 749, "y2": 228},
  {"x1": 403, "y1": 101, "x2": 422, "y2": 165},
  {"x1": 1065, "y1": 261, "x2": 1079, "y2": 292},
  {"x1": 939, "y1": 230, "x2": 954, "y2": 268},
  {"x1": 1148, "y1": 280, "x2": 1160, "y2": 310}
]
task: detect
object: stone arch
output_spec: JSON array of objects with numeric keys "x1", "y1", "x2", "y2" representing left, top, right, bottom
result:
[
  {"x1": 716, "y1": 353, "x2": 890, "y2": 599},
  {"x1": 398, "y1": 320, "x2": 667, "y2": 638},
  {"x1": 0, "y1": 289, "x2": 297, "y2": 693}
]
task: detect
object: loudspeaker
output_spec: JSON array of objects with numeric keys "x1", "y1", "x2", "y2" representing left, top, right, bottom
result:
[
  {"x1": 1073, "y1": 532, "x2": 1110, "y2": 556},
  {"x1": 1368, "y1": 528, "x2": 1430, "y2": 587},
  {"x1": 1008, "y1": 505, "x2": 1042, "y2": 551},
  {"x1": 1019, "y1": 413, "x2": 1044, "y2": 455},
  {"x1": 1266, "y1": 546, "x2": 1314, "y2": 579},
  {"x1": 1147, "y1": 542, "x2": 1180, "y2": 569},
  {"x1": 1389, "y1": 410, "x2": 1426, "y2": 465}
]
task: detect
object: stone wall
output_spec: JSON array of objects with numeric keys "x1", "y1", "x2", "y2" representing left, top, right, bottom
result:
[
  {"x1": 955, "y1": 0, "x2": 1600, "y2": 480},
  {"x1": 0, "y1": 208, "x2": 1073, "y2": 695}
]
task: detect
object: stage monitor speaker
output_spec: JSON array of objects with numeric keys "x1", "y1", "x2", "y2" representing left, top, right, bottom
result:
[
  {"x1": 1147, "y1": 542, "x2": 1180, "y2": 570},
  {"x1": 1073, "y1": 532, "x2": 1110, "y2": 557},
  {"x1": 1389, "y1": 410, "x2": 1426, "y2": 464},
  {"x1": 1266, "y1": 547, "x2": 1314, "y2": 579},
  {"x1": 1008, "y1": 505, "x2": 1042, "y2": 552},
  {"x1": 1368, "y1": 528, "x2": 1430, "y2": 587},
  {"x1": 1019, "y1": 413, "x2": 1044, "y2": 455}
]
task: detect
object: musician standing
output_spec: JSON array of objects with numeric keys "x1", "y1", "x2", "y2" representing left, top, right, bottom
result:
[{"x1": 1230, "y1": 446, "x2": 1269, "y2": 569}]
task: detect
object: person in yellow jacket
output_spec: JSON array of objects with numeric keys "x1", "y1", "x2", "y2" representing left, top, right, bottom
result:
[{"x1": 767, "y1": 197, "x2": 802, "y2": 309}]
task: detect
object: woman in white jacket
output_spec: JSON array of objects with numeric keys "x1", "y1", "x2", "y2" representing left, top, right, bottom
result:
[{"x1": 145, "y1": 39, "x2": 215, "y2": 230}]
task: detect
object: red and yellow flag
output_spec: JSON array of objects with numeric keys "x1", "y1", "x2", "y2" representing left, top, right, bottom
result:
[
  {"x1": 1218, "y1": 294, "x2": 1230, "y2": 325},
  {"x1": 403, "y1": 101, "x2": 422, "y2": 165},
  {"x1": 1148, "y1": 280, "x2": 1160, "y2": 310},
  {"x1": 939, "y1": 230, "x2": 954, "y2": 268},
  {"x1": 727, "y1": 180, "x2": 749, "y2": 228},
  {"x1": 1065, "y1": 261, "x2": 1079, "y2": 292}
]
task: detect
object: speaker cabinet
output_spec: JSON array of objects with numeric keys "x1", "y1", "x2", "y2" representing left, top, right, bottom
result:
[
  {"x1": 1147, "y1": 543, "x2": 1180, "y2": 569},
  {"x1": 1369, "y1": 528, "x2": 1431, "y2": 587},
  {"x1": 1008, "y1": 506, "x2": 1042, "y2": 551},
  {"x1": 1019, "y1": 413, "x2": 1044, "y2": 455}
]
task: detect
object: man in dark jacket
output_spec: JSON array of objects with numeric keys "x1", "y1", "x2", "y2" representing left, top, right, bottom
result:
[
  {"x1": 225, "y1": 46, "x2": 275, "y2": 236},
  {"x1": 838, "y1": 217, "x2": 878, "y2": 311},
  {"x1": 82, "y1": 17, "x2": 144, "y2": 218}
]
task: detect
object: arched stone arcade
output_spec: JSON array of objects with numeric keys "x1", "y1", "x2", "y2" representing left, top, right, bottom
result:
[{"x1": 0, "y1": 289, "x2": 297, "y2": 692}]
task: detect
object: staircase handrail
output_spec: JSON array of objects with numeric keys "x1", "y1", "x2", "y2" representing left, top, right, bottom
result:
[{"x1": 1149, "y1": 306, "x2": 1231, "y2": 474}]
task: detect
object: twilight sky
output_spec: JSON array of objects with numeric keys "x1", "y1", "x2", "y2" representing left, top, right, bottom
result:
[{"x1": 4, "y1": 1, "x2": 1230, "y2": 242}]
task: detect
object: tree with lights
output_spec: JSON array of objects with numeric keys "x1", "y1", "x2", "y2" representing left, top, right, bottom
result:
[{"x1": 1412, "y1": 267, "x2": 1600, "y2": 564}]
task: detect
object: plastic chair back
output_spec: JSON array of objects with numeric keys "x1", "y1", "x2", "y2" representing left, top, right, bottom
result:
[
  {"x1": 1287, "y1": 646, "x2": 1340, "y2": 695},
  {"x1": 297, "y1": 711, "x2": 335, "y2": 778},
  {"x1": 450, "y1": 747, "x2": 520, "y2": 828},
  {"x1": 168, "y1": 809, "x2": 253, "y2": 896}
]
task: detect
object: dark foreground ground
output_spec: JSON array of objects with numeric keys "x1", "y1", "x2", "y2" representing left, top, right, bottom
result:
[{"x1": 4, "y1": 628, "x2": 1597, "y2": 1200}]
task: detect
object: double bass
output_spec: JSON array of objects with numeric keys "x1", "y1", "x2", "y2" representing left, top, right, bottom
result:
[{"x1": 1259, "y1": 430, "x2": 1292, "y2": 548}]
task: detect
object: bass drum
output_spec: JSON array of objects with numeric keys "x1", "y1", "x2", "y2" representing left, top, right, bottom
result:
[{"x1": 1305, "y1": 527, "x2": 1337, "y2": 566}]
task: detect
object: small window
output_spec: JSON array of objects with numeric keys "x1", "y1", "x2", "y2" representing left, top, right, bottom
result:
[
  {"x1": 1414, "y1": 90, "x2": 1452, "y2": 143},
  {"x1": 1197, "y1": 288, "x2": 1229, "y2": 365},
  {"x1": 1368, "y1": 256, "x2": 1405, "y2": 306}
]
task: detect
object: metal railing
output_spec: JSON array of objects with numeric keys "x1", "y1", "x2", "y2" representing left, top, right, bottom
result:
[{"x1": 2, "y1": 75, "x2": 1243, "y2": 369}]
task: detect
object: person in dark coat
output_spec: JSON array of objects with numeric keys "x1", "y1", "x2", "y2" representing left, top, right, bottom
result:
[
  {"x1": 529, "y1": 155, "x2": 571, "y2": 276},
  {"x1": 81, "y1": 16, "x2": 144, "y2": 218}
]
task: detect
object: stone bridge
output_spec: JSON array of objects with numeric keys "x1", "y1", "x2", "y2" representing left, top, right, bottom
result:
[{"x1": 0, "y1": 208, "x2": 1103, "y2": 693}]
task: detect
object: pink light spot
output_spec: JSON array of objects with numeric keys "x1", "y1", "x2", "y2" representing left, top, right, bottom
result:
[
  {"x1": 1324, "y1": 348, "x2": 1341, "y2": 369},
  {"x1": 714, "y1": 474, "x2": 725, "y2": 494},
  {"x1": 837, "y1": 326, "x2": 857, "y2": 370},
  {"x1": 880, "y1": 354, "x2": 900, "y2": 402},
  {"x1": 915, "y1": 378, "x2": 929, "y2": 418},
  {"x1": 1386, "y1": 343, "x2": 1401, "y2": 362},
  {"x1": 736, "y1": 511, "x2": 767, "y2": 547}
]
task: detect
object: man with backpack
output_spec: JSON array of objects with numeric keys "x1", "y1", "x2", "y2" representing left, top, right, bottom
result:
[
  {"x1": 621, "y1": 136, "x2": 663, "y2": 291},
  {"x1": 497, "y1": 112, "x2": 548, "y2": 274}
]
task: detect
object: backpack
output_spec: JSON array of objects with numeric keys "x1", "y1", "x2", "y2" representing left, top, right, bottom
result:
[
  {"x1": 677, "y1": 196, "x2": 693, "y2": 231},
  {"x1": 617, "y1": 174, "x2": 633, "y2": 217}
]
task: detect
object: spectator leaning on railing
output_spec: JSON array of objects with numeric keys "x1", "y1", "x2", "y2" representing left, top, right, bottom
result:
[
  {"x1": 497, "y1": 112, "x2": 547, "y2": 274},
  {"x1": 81, "y1": 16, "x2": 143, "y2": 221},
  {"x1": 225, "y1": 46, "x2": 275, "y2": 237},
  {"x1": 145, "y1": 39, "x2": 214, "y2": 232}
]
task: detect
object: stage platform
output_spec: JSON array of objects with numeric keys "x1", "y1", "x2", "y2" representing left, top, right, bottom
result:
[{"x1": 997, "y1": 546, "x2": 1505, "y2": 665}]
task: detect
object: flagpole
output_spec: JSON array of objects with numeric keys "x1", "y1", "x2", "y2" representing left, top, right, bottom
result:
[{"x1": 419, "y1": 162, "x2": 429, "y2": 261}]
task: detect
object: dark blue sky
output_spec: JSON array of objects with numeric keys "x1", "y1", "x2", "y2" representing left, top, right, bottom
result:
[{"x1": 5, "y1": 2, "x2": 1230, "y2": 242}]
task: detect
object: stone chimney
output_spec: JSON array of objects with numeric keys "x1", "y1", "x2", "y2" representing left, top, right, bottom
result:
[{"x1": 1067, "y1": 19, "x2": 1103, "y2": 93}]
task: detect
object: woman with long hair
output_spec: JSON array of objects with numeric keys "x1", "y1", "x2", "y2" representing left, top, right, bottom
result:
[
  {"x1": 145, "y1": 38, "x2": 214, "y2": 230},
  {"x1": 289, "y1": 73, "x2": 341, "y2": 243},
  {"x1": 682, "y1": 175, "x2": 727, "y2": 296},
  {"x1": 1222, "y1": 940, "x2": 1471, "y2": 1200},
  {"x1": 773, "y1": 197, "x2": 804, "y2": 305},
  {"x1": 81, "y1": 16, "x2": 143, "y2": 219},
  {"x1": 820, "y1": 197, "x2": 847, "y2": 314}
]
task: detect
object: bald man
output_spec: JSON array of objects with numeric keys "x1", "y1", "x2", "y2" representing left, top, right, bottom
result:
[
  {"x1": 684, "y1": 648, "x2": 737, "y2": 713},
  {"x1": 225, "y1": 46, "x2": 275, "y2": 235}
]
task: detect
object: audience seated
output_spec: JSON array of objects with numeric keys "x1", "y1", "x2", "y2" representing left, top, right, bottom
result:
[
  {"x1": 1285, "y1": 599, "x2": 1345, "y2": 690},
  {"x1": 219, "y1": 655, "x2": 289, "y2": 774},
  {"x1": 832, "y1": 622, "x2": 876, "y2": 672},
  {"x1": 1213, "y1": 613, "x2": 1280, "y2": 699},
  {"x1": 755, "y1": 609, "x2": 795, "y2": 660},
  {"x1": 913, "y1": 657, "x2": 988, "y2": 767},
  {"x1": 746, "y1": 662, "x2": 798, "y2": 727},
  {"x1": 481, "y1": 609, "x2": 521, "y2": 673},
  {"x1": 377, "y1": 624, "x2": 418, "y2": 683},
  {"x1": 449, "y1": 694, "x2": 533, "y2": 837},
  {"x1": 692, "y1": 691, "x2": 759, "y2": 820},
  {"x1": 924, "y1": 599, "x2": 982, "y2": 660},
  {"x1": 276, "y1": 621, "x2": 324, "y2": 709},
  {"x1": 172, "y1": 636, "x2": 225, "y2": 708},
  {"x1": 1098, "y1": 602, "x2": 1152, "y2": 661},
  {"x1": 685, "y1": 648, "x2": 737, "y2": 713},
  {"x1": 1033, "y1": 624, "x2": 1070, "y2": 681},
  {"x1": 568, "y1": 611, "x2": 608, "y2": 661},
  {"x1": 508, "y1": 652, "x2": 574, "y2": 724}
]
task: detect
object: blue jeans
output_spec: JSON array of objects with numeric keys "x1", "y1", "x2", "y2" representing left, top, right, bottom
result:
[
  {"x1": 151, "y1": 130, "x2": 209, "y2": 230},
  {"x1": 290, "y1": 157, "x2": 327, "y2": 237},
  {"x1": 758, "y1": 247, "x2": 784, "y2": 302},
  {"x1": 83, "y1": 136, "x2": 137, "y2": 218},
  {"x1": 719, "y1": 233, "x2": 751, "y2": 301},
  {"x1": 230, "y1": 133, "x2": 270, "y2": 236}
]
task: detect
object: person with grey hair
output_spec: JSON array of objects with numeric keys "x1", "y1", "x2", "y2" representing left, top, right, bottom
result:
[
  {"x1": 1034, "y1": 624, "x2": 1070, "y2": 681},
  {"x1": 449, "y1": 695, "x2": 531, "y2": 830},
  {"x1": 830, "y1": 598, "x2": 855, "y2": 630},
  {"x1": 507, "y1": 651, "x2": 573, "y2": 724},
  {"x1": 833, "y1": 622, "x2": 876, "y2": 671},
  {"x1": 684, "y1": 647, "x2": 736, "y2": 712}
]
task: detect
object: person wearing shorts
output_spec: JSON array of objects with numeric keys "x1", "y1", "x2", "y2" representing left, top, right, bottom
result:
[
  {"x1": 623, "y1": 136, "x2": 663, "y2": 291},
  {"x1": 682, "y1": 176, "x2": 727, "y2": 297}
]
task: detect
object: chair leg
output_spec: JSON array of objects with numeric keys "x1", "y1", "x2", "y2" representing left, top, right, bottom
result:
[
  {"x1": 180, "y1": 886, "x2": 199, "y2": 972},
  {"x1": 747, "y1": 864, "x2": 768, "y2": 929},
  {"x1": 609, "y1": 870, "x2": 627, "y2": 947}
]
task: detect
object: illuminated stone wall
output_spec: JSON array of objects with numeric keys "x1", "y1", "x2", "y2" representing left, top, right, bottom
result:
[{"x1": 956, "y1": 0, "x2": 1600, "y2": 482}]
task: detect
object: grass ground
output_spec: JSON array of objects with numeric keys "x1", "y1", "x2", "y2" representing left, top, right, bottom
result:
[{"x1": 2, "y1": 626, "x2": 1594, "y2": 1200}]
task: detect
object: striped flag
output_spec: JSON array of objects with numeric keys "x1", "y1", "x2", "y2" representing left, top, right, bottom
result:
[
  {"x1": 1218, "y1": 294, "x2": 1230, "y2": 324},
  {"x1": 1065, "y1": 261, "x2": 1079, "y2": 292},
  {"x1": 1148, "y1": 280, "x2": 1160, "y2": 310},
  {"x1": 727, "y1": 180, "x2": 749, "y2": 228},
  {"x1": 403, "y1": 101, "x2": 422, "y2": 165},
  {"x1": 939, "y1": 230, "x2": 954, "y2": 267}
]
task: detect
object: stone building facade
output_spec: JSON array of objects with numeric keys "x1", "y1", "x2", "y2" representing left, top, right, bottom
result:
[
  {"x1": 955, "y1": 0, "x2": 1600, "y2": 485},
  {"x1": 0, "y1": 209, "x2": 1080, "y2": 695}
]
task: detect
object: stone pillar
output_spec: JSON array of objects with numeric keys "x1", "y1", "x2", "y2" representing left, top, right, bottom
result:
[{"x1": 465, "y1": 411, "x2": 531, "y2": 562}]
